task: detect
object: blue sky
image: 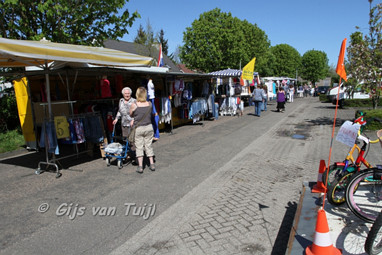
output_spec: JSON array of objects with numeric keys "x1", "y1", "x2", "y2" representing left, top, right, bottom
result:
[{"x1": 122, "y1": 0, "x2": 378, "y2": 67}]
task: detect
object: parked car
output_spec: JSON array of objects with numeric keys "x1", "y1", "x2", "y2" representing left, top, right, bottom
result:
[{"x1": 317, "y1": 86, "x2": 329, "y2": 95}]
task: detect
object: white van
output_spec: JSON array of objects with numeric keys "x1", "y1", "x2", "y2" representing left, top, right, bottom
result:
[{"x1": 328, "y1": 84, "x2": 370, "y2": 107}]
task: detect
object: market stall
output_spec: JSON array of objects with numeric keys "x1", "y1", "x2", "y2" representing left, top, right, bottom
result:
[
  {"x1": 209, "y1": 69, "x2": 259, "y2": 116},
  {"x1": 0, "y1": 38, "x2": 153, "y2": 177}
]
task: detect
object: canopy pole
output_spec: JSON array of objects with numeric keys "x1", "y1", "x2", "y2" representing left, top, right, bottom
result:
[
  {"x1": 44, "y1": 61, "x2": 52, "y2": 120},
  {"x1": 45, "y1": 72, "x2": 52, "y2": 120}
]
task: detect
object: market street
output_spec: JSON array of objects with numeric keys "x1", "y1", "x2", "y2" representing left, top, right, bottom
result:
[{"x1": 0, "y1": 96, "x2": 375, "y2": 254}]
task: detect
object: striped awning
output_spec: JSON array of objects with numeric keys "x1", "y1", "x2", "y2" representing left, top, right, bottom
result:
[
  {"x1": 209, "y1": 68, "x2": 258, "y2": 77},
  {"x1": 0, "y1": 38, "x2": 153, "y2": 68},
  {"x1": 209, "y1": 69, "x2": 242, "y2": 77}
]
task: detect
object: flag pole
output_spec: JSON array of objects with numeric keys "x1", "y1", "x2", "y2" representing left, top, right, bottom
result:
[
  {"x1": 322, "y1": 77, "x2": 342, "y2": 209},
  {"x1": 322, "y1": 38, "x2": 347, "y2": 210}
]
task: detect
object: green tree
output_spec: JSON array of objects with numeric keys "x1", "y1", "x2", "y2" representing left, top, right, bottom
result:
[
  {"x1": 157, "y1": 29, "x2": 169, "y2": 55},
  {"x1": 0, "y1": 0, "x2": 139, "y2": 46},
  {"x1": 133, "y1": 20, "x2": 169, "y2": 66},
  {"x1": 347, "y1": 1, "x2": 381, "y2": 109},
  {"x1": 180, "y1": 8, "x2": 270, "y2": 73},
  {"x1": 134, "y1": 24, "x2": 147, "y2": 44},
  {"x1": 300, "y1": 50, "x2": 329, "y2": 85},
  {"x1": 256, "y1": 50, "x2": 276, "y2": 77},
  {"x1": 270, "y1": 44, "x2": 301, "y2": 77}
]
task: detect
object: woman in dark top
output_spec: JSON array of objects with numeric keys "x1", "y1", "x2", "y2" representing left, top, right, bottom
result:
[
  {"x1": 130, "y1": 87, "x2": 155, "y2": 173},
  {"x1": 276, "y1": 87, "x2": 286, "y2": 112}
]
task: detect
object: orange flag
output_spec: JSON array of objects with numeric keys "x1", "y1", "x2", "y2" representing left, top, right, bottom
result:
[{"x1": 336, "y1": 38, "x2": 347, "y2": 81}]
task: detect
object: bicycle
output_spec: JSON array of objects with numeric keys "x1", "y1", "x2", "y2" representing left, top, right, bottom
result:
[
  {"x1": 322, "y1": 111, "x2": 367, "y2": 187},
  {"x1": 345, "y1": 165, "x2": 382, "y2": 223},
  {"x1": 365, "y1": 209, "x2": 382, "y2": 255},
  {"x1": 326, "y1": 133, "x2": 379, "y2": 205},
  {"x1": 325, "y1": 117, "x2": 382, "y2": 206}
]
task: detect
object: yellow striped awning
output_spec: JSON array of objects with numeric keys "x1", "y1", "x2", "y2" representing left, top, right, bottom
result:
[{"x1": 0, "y1": 38, "x2": 153, "y2": 68}]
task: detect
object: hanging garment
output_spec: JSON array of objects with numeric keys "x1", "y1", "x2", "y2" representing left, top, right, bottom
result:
[
  {"x1": 100, "y1": 78, "x2": 112, "y2": 98},
  {"x1": 147, "y1": 79, "x2": 155, "y2": 99},
  {"x1": 39, "y1": 121, "x2": 59, "y2": 155},
  {"x1": 83, "y1": 116, "x2": 104, "y2": 143},
  {"x1": 73, "y1": 119, "x2": 85, "y2": 143},
  {"x1": 115, "y1": 75, "x2": 123, "y2": 95}
]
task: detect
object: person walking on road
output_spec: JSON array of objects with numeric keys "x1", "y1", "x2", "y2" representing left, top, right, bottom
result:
[
  {"x1": 289, "y1": 84, "x2": 294, "y2": 102},
  {"x1": 252, "y1": 85, "x2": 266, "y2": 117},
  {"x1": 130, "y1": 87, "x2": 156, "y2": 173},
  {"x1": 262, "y1": 85, "x2": 268, "y2": 111},
  {"x1": 277, "y1": 87, "x2": 286, "y2": 112}
]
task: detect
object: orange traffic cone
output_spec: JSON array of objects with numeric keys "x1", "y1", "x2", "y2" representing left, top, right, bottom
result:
[
  {"x1": 312, "y1": 160, "x2": 327, "y2": 193},
  {"x1": 305, "y1": 209, "x2": 342, "y2": 255}
]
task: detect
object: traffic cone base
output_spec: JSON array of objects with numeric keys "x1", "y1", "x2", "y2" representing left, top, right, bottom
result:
[
  {"x1": 305, "y1": 210, "x2": 342, "y2": 255},
  {"x1": 312, "y1": 160, "x2": 327, "y2": 193}
]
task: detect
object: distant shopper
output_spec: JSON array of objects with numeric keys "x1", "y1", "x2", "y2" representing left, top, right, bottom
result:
[
  {"x1": 289, "y1": 84, "x2": 294, "y2": 102},
  {"x1": 130, "y1": 87, "x2": 156, "y2": 174},
  {"x1": 304, "y1": 84, "x2": 309, "y2": 97},
  {"x1": 277, "y1": 87, "x2": 286, "y2": 112},
  {"x1": 262, "y1": 85, "x2": 268, "y2": 111},
  {"x1": 252, "y1": 85, "x2": 266, "y2": 117}
]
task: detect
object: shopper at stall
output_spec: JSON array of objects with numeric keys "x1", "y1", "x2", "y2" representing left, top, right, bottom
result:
[
  {"x1": 130, "y1": 87, "x2": 156, "y2": 173},
  {"x1": 113, "y1": 87, "x2": 136, "y2": 138},
  {"x1": 252, "y1": 84, "x2": 266, "y2": 117},
  {"x1": 276, "y1": 87, "x2": 286, "y2": 112}
]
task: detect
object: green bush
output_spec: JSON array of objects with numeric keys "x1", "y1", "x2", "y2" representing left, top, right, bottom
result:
[
  {"x1": 0, "y1": 88, "x2": 20, "y2": 132},
  {"x1": 319, "y1": 94, "x2": 329, "y2": 102},
  {"x1": 344, "y1": 98, "x2": 382, "y2": 108},
  {"x1": 0, "y1": 129, "x2": 25, "y2": 153},
  {"x1": 355, "y1": 109, "x2": 382, "y2": 131}
]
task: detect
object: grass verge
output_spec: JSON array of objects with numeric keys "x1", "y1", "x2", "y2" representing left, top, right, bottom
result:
[{"x1": 0, "y1": 129, "x2": 25, "y2": 153}]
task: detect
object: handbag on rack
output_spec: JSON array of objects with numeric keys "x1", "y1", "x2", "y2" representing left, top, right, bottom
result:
[{"x1": 128, "y1": 105, "x2": 151, "y2": 144}]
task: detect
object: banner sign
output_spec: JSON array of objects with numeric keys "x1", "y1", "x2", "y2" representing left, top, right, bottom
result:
[{"x1": 336, "y1": 120, "x2": 360, "y2": 147}]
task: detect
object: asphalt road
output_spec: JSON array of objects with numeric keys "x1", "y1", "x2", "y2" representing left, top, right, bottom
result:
[{"x1": 0, "y1": 96, "x2": 373, "y2": 254}]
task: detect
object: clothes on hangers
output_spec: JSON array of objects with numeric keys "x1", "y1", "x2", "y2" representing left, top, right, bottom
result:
[{"x1": 39, "y1": 121, "x2": 59, "y2": 155}]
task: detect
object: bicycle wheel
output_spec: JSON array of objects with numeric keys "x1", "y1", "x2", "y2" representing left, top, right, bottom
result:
[
  {"x1": 346, "y1": 168, "x2": 382, "y2": 223},
  {"x1": 365, "y1": 210, "x2": 382, "y2": 255},
  {"x1": 327, "y1": 171, "x2": 354, "y2": 205},
  {"x1": 322, "y1": 164, "x2": 345, "y2": 186}
]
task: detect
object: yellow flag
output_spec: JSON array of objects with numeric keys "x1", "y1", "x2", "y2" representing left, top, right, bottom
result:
[{"x1": 241, "y1": 57, "x2": 256, "y2": 80}]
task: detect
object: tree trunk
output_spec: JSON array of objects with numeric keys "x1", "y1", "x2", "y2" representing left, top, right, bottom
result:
[{"x1": 372, "y1": 96, "x2": 379, "y2": 109}]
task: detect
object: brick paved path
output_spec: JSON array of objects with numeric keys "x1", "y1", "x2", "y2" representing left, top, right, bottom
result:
[
  {"x1": 111, "y1": 99, "x2": 360, "y2": 255},
  {"x1": 1, "y1": 97, "x2": 364, "y2": 255}
]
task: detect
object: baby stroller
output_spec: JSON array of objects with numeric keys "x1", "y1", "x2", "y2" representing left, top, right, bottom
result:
[{"x1": 104, "y1": 125, "x2": 131, "y2": 169}]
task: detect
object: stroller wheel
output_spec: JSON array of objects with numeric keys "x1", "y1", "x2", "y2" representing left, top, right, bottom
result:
[
  {"x1": 106, "y1": 158, "x2": 110, "y2": 166},
  {"x1": 117, "y1": 160, "x2": 123, "y2": 169}
]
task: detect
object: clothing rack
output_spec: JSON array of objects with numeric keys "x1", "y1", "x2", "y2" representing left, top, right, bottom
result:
[{"x1": 36, "y1": 106, "x2": 102, "y2": 178}]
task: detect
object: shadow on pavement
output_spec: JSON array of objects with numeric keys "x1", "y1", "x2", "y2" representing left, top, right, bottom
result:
[
  {"x1": 271, "y1": 201, "x2": 298, "y2": 255},
  {"x1": 306, "y1": 116, "x2": 348, "y2": 127},
  {"x1": 0, "y1": 145, "x2": 101, "y2": 170}
]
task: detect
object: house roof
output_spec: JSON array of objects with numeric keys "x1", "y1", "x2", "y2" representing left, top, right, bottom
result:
[
  {"x1": 177, "y1": 64, "x2": 197, "y2": 74},
  {"x1": 104, "y1": 39, "x2": 181, "y2": 73}
]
